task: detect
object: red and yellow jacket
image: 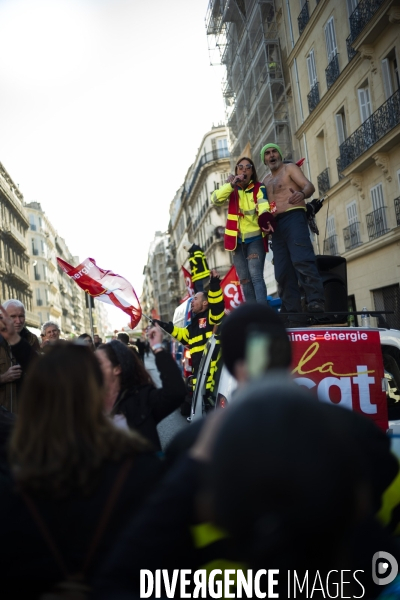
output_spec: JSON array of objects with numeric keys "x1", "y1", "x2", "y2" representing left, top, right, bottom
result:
[{"x1": 211, "y1": 180, "x2": 271, "y2": 251}]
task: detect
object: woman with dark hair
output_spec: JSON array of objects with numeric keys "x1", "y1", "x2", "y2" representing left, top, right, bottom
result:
[
  {"x1": 211, "y1": 156, "x2": 275, "y2": 302},
  {"x1": 78, "y1": 332, "x2": 94, "y2": 350},
  {"x1": 0, "y1": 341, "x2": 163, "y2": 596},
  {"x1": 96, "y1": 324, "x2": 186, "y2": 450}
]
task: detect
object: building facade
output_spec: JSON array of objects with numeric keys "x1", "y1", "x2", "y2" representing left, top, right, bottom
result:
[
  {"x1": 206, "y1": 0, "x2": 400, "y2": 319},
  {"x1": 281, "y1": 0, "x2": 400, "y2": 326},
  {"x1": 141, "y1": 231, "x2": 172, "y2": 326},
  {"x1": 25, "y1": 202, "x2": 63, "y2": 330},
  {"x1": 0, "y1": 163, "x2": 38, "y2": 327},
  {"x1": 169, "y1": 125, "x2": 233, "y2": 300}
]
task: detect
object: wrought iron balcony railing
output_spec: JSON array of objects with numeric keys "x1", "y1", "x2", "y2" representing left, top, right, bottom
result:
[
  {"x1": 317, "y1": 168, "x2": 330, "y2": 196},
  {"x1": 185, "y1": 147, "x2": 230, "y2": 197},
  {"x1": 349, "y1": 0, "x2": 385, "y2": 43},
  {"x1": 395, "y1": 197, "x2": 400, "y2": 227},
  {"x1": 298, "y1": 1, "x2": 309, "y2": 36},
  {"x1": 307, "y1": 82, "x2": 320, "y2": 113},
  {"x1": 346, "y1": 36, "x2": 357, "y2": 62},
  {"x1": 336, "y1": 157, "x2": 346, "y2": 181},
  {"x1": 343, "y1": 222, "x2": 362, "y2": 251},
  {"x1": 326, "y1": 53, "x2": 340, "y2": 90},
  {"x1": 323, "y1": 234, "x2": 339, "y2": 256},
  {"x1": 366, "y1": 206, "x2": 389, "y2": 240},
  {"x1": 337, "y1": 89, "x2": 400, "y2": 173}
]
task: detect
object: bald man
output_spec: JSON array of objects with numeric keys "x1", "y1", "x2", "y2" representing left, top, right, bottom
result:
[{"x1": 261, "y1": 143, "x2": 324, "y2": 326}]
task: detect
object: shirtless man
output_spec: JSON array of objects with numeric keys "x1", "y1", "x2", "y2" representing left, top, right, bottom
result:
[{"x1": 260, "y1": 143, "x2": 324, "y2": 325}]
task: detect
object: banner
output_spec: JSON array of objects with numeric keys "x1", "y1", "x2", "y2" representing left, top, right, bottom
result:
[
  {"x1": 290, "y1": 329, "x2": 388, "y2": 430},
  {"x1": 221, "y1": 266, "x2": 244, "y2": 313},
  {"x1": 57, "y1": 257, "x2": 142, "y2": 329},
  {"x1": 180, "y1": 266, "x2": 194, "y2": 304}
]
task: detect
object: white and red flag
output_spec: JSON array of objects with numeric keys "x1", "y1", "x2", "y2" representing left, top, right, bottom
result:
[
  {"x1": 221, "y1": 266, "x2": 244, "y2": 313},
  {"x1": 57, "y1": 257, "x2": 142, "y2": 329}
]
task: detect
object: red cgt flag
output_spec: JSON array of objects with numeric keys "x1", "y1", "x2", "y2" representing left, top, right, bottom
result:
[
  {"x1": 180, "y1": 266, "x2": 194, "y2": 304},
  {"x1": 220, "y1": 266, "x2": 244, "y2": 313},
  {"x1": 57, "y1": 257, "x2": 142, "y2": 329}
]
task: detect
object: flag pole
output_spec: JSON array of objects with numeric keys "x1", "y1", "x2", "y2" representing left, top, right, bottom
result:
[{"x1": 88, "y1": 295, "x2": 94, "y2": 341}]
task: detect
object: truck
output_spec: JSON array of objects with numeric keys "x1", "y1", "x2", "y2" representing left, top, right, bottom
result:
[{"x1": 190, "y1": 324, "x2": 400, "y2": 431}]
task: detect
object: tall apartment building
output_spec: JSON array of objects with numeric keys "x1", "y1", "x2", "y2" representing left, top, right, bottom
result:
[
  {"x1": 141, "y1": 232, "x2": 171, "y2": 325},
  {"x1": 0, "y1": 163, "x2": 38, "y2": 328},
  {"x1": 169, "y1": 125, "x2": 233, "y2": 300},
  {"x1": 206, "y1": 1, "x2": 293, "y2": 174},
  {"x1": 55, "y1": 236, "x2": 87, "y2": 336},
  {"x1": 25, "y1": 202, "x2": 63, "y2": 330},
  {"x1": 206, "y1": 0, "x2": 400, "y2": 319},
  {"x1": 280, "y1": 0, "x2": 400, "y2": 326}
]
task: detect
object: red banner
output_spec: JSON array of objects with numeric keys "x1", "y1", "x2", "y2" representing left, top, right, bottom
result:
[
  {"x1": 57, "y1": 257, "x2": 142, "y2": 329},
  {"x1": 180, "y1": 266, "x2": 194, "y2": 304},
  {"x1": 221, "y1": 266, "x2": 244, "y2": 313},
  {"x1": 290, "y1": 329, "x2": 388, "y2": 430}
]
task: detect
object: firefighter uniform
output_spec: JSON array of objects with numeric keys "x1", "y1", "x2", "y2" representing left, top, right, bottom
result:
[
  {"x1": 154, "y1": 275, "x2": 224, "y2": 387},
  {"x1": 187, "y1": 244, "x2": 210, "y2": 285}
]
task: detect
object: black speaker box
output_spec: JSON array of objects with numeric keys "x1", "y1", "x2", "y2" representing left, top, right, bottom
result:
[{"x1": 315, "y1": 255, "x2": 348, "y2": 314}]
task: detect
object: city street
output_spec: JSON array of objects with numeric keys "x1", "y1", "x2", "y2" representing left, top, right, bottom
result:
[{"x1": 144, "y1": 351, "x2": 189, "y2": 451}]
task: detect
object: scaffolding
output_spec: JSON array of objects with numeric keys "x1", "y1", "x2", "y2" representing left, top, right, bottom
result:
[{"x1": 205, "y1": 0, "x2": 292, "y2": 176}]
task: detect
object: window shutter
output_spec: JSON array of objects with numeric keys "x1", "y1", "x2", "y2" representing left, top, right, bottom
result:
[
  {"x1": 346, "y1": 0, "x2": 358, "y2": 18},
  {"x1": 307, "y1": 50, "x2": 317, "y2": 88},
  {"x1": 358, "y1": 87, "x2": 372, "y2": 123},
  {"x1": 381, "y1": 58, "x2": 393, "y2": 100},
  {"x1": 335, "y1": 113, "x2": 346, "y2": 147},
  {"x1": 346, "y1": 201, "x2": 358, "y2": 224},
  {"x1": 371, "y1": 183, "x2": 384, "y2": 211},
  {"x1": 325, "y1": 18, "x2": 337, "y2": 62},
  {"x1": 327, "y1": 215, "x2": 336, "y2": 237}
]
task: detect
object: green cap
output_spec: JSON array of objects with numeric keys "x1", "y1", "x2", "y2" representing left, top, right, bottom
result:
[{"x1": 260, "y1": 143, "x2": 283, "y2": 162}]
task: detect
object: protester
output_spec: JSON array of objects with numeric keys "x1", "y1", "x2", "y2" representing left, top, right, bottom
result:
[
  {"x1": 0, "y1": 305, "x2": 38, "y2": 413},
  {"x1": 261, "y1": 143, "x2": 324, "y2": 325},
  {"x1": 133, "y1": 337, "x2": 146, "y2": 362},
  {"x1": 78, "y1": 333, "x2": 95, "y2": 350},
  {"x1": 117, "y1": 332, "x2": 130, "y2": 345},
  {"x1": 94, "y1": 334, "x2": 102, "y2": 348},
  {"x1": 182, "y1": 241, "x2": 210, "y2": 293},
  {"x1": 211, "y1": 157, "x2": 273, "y2": 302},
  {"x1": 3, "y1": 299, "x2": 41, "y2": 352},
  {"x1": 153, "y1": 269, "x2": 224, "y2": 391},
  {"x1": 41, "y1": 321, "x2": 61, "y2": 347},
  {"x1": 96, "y1": 324, "x2": 186, "y2": 450},
  {"x1": 0, "y1": 342, "x2": 163, "y2": 597}
]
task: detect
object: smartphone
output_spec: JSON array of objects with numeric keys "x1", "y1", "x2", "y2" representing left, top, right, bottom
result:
[{"x1": 245, "y1": 330, "x2": 271, "y2": 380}]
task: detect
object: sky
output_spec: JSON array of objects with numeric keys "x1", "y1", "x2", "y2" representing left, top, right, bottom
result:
[{"x1": 0, "y1": 0, "x2": 225, "y2": 329}]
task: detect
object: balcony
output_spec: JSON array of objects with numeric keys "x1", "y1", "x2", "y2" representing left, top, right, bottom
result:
[
  {"x1": 298, "y1": 1, "x2": 309, "y2": 36},
  {"x1": 307, "y1": 82, "x2": 320, "y2": 113},
  {"x1": 325, "y1": 53, "x2": 340, "y2": 90},
  {"x1": 3, "y1": 222, "x2": 27, "y2": 250},
  {"x1": 10, "y1": 264, "x2": 30, "y2": 286},
  {"x1": 185, "y1": 147, "x2": 230, "y2": 197},
  {"x1": 343, "y1": 222, "x2": 362, "y2": 251},
  {"x1": 323, "y1": 235, "x2": 339, "y2": 256},
  {"x1": 366, "y1": 206, "x2": 389, "y2": 240},
  {"x1": 337, "y1": 89, "x2": 400, "y2": 173},
  {"x1": 395, "y1": 197, "x2": 400, "y2": 226},
  {"x1": 348, "y1": 0, "x2": 385, "y2": 43},
  {"x1": 317, "y1": 168, "x2": 330, "y2": 196}
]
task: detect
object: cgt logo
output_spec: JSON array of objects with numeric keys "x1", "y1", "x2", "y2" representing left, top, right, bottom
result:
[{"x1": 372, "y1": 551, "x2": 398, "y2": 585}]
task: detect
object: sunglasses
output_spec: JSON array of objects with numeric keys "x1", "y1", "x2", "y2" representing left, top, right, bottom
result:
[{"x1": 237, "y1": 164, "x2": 253, "y2": 170}]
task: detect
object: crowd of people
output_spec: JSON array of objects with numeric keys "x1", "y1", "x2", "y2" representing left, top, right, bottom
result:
[{"x1": 0, "y1": 144, "x2": 399, "y2": 599}]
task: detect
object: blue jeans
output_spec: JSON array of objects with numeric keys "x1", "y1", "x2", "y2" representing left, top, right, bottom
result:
[
  {"x1": 271, "y1": 210, "x2": 324, "y2": 321},
  {"x1": 233, "y1": 238, "x2": 267, "y2": 302}
]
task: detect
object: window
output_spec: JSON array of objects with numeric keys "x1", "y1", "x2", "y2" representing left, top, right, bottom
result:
[
  {"x1": 335, "y1": 108, "x2": 347, "y2": 147},
  {"x1": 34, "y1": 264, "x2": 40, "y2": 281},
  {"x1": 370, "y1": 183, "x2": 388, "y2": 236},
  {"x1": 306, "y1": 49, "x2": 317, "y2": 89},
  {"x1": 29, "y1": 215, "x2": 36, "y2": 231},
  {"x1": 327, "y1": 215, "x2": 336, "y2": 238},
  {"x1": 346, "y1": 200, "x2": 358, "y2": 225},
  {"x1": 323, "y1": 215, "x2": 338, "y2": 255},
  {"x1": 371, "y1": 183, "x2": 385, "y2": 212},
  {"x1": 382, "y1": 50, "x2": 399, "y2": 100},
  {"x1": 217, "y1": 138, "x2": 228, "y2": 151},
  {"x1": 32, "y1": 238, "x2": 39, "y2": 256},
  {"x1": 346, "y1": 0, "x2": 358, "y2": 18},
  {"x1": 358, "y1": 84, "x2": 372, "y2": 123},
  {"x1": 324, "y1": 17, "x2": 337, "y2": 62},
  {"x1": 345, "y1": 200, "x2": 361, "y2": 249}
]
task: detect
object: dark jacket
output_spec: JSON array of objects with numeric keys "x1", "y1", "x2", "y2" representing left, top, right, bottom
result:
[
  {"x1": 112, "y1": 350, "x2": 186, "y2": 450},
  {"x1": 0, "y1": 333, "x2": 37, "y2": 413},
  {"x1": 0, "y1": 453, "x2": 163, "y2": 597},
  {"x1": 188, "y1": 244, "x2": 210, "y2": 282},
  {"x1": 155, "y1": 275, "x2": 225, "y2": 378}
]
